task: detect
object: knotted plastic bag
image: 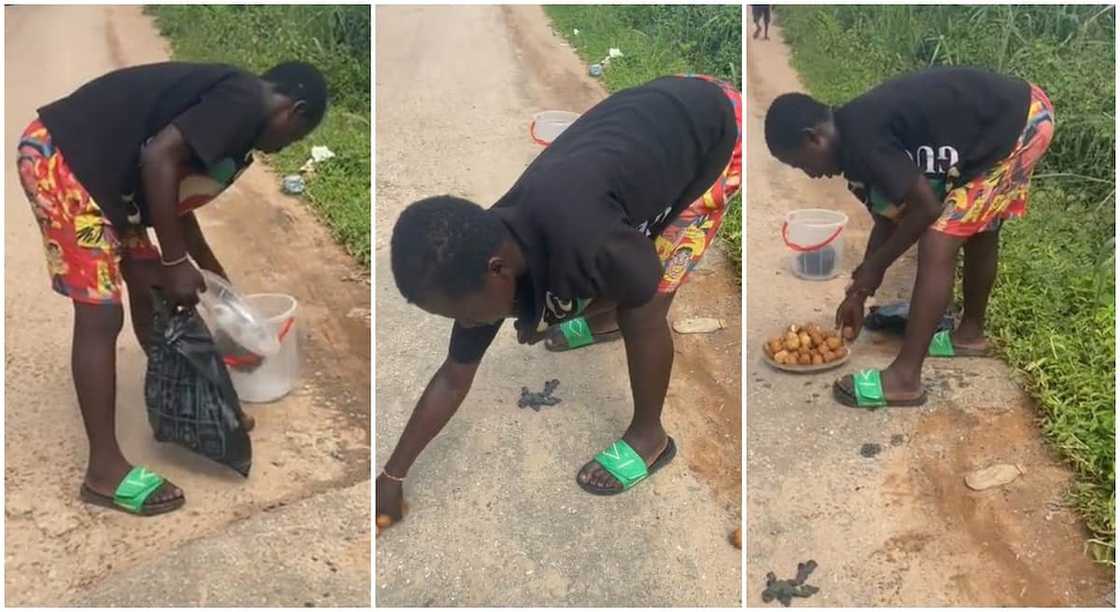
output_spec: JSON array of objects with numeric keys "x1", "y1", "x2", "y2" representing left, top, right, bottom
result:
[{"x1": 144, "y1": 290, "x2": 252, "y2": 476}]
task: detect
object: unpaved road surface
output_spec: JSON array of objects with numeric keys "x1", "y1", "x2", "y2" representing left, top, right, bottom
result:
[
  {"x1": 5, "y1": 6, "x2": 370, "y2": 606},
  {"x1": 375, "y1": 6, "x2": 740, "y2": 607},
  {"x1": 744, "y1": 23, "x2": 1114, "y2": 607}
]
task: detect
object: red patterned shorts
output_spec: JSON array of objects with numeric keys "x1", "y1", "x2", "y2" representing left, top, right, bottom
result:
[
  {"x1": 933, "y1": 84, "x2": 1055, "y2": 237},
  {"x1": 654, "y1": 75, "x2": 742, "y2": 293},
  {"x1": 17, "y1": 119, "x2": 159, "y2": 305}
]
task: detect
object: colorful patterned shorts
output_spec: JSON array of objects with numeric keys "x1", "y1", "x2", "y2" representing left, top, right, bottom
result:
[
  {"x1": 17, "y1": 119, "x2": 159, "y2": 305},
  {"x1": 654, "y1": 75, "x2": 742, "y2": 294},
  {"x1": 932, "y1": 83, "x2": 1055, "y2": 237}
]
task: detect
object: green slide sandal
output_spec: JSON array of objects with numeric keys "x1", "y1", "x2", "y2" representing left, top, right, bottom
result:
[
  {"x1": 545, "y1": 317, "x2": 622, "y2": 352},
  {"x1": 79, "y1": 466, "x2": 184, "y2": 516},
  {"x1": 928, "y1": 330, "x2": 988, "y2": 358},
  {"x1": 833, "y1": 368, "x2": 927, "y2": 409},
  {"x1": 578, "y1": 437, "x2": 677, "y2": 495}
]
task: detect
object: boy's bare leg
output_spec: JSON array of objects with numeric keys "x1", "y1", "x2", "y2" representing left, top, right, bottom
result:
[
  {"x1": 878, "y1": 229, "x2": 965, "y2": 398},
  {"x1": 578, "y1": 292, "x2": 675, "y2": 490},
  {"x1": 955, "y1": 228, "x2": 1000, "y2": 350},
  {"x1": 121, "y1": 257, "x2": 160, "y2": 353},
  {"x1": 74, "y1": 301, "x2": 182, "y2": 503}
]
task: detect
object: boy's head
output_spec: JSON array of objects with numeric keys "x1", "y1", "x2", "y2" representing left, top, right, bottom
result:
[
  {"x1": 391, "y1": 196, "x2": 519, "y2": 327},
  {"x1": 764, "y1": 92, "x2": 841, "y2": 178},
  {"x1": 256, "y1": 61, "x2": 328, "y2": 153}
]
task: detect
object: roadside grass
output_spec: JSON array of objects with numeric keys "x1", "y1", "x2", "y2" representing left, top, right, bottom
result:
[
  {"x1": 779, "y1": 5, "x2": 1116, "y2": 561},
  {"x1": 544, "y1": 5, "x2": 743, "y2": 277},
  {"x1": 146, "y1": 5, "x2": 371, "y2": 266}
]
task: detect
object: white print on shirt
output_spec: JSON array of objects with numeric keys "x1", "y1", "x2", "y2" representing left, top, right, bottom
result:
[
  {"x1": 635, "y1": 204, "x2": 674, "y2": 237},
  {"x1": 906, "y1": 145, "x2": 959, "y2": 176}
]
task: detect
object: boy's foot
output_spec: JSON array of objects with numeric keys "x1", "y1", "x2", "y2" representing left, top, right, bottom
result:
[
  {"x1": 834, "y1": 367, "x2": 926, "y2": 408},
  {"x1": 577, "y1": 427, "x2": 672, "y2": 493},
  {"x1": 929, "y1": 329, "x2": 989, "y2": 358},
  {"x1": 544, "y1": 317, "x2": 622, "y2": 352},
  {"x1": 81, "y1": 461, "x2": 184, "y2": 516}
]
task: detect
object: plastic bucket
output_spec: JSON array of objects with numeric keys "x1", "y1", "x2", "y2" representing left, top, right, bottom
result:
[
  {"x1": 530, "y1": 111, "x2": 580, "y2": 146},
  {"x1": 782, "y1": 209, "x2": 848, "y2": 280},
  {"x1": 227, "y1": 294, "x2": 299, "y2": 403}
]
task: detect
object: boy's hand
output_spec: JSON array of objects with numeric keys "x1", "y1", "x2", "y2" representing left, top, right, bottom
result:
[
  {"x1": 376, "y1": 473, "x2": 404, "y2": 533},
  {"x1": 835, "y1": 293, "x2": 866, "y2": 340},
  {"x1": 163, "y1": 259, "x2": 206, "y2": 307}
]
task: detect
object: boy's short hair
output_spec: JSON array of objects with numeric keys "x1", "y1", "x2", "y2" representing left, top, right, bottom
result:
[
  {"x1": 764, "y1": 92, "x2": 831, "y2": 155},
  {"x1": 390, "y1": 196, "x2": 506, "y2": 303},
  {"x1": 261, "y1": 61, "x2": 328, "y2": 128}
]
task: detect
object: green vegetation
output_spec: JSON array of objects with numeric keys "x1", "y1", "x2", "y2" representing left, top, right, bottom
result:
[
  {"x1": 545, "y1": 5, "x2": 743, "y2": 273},
  {"x1": 146, "y1": 5, "x2": 371, "y2": 266},
  {"x1": 779, "y1": 5, "x2": 1116, "y2": 560}
]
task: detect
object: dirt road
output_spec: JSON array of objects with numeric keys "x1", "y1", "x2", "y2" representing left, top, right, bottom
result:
[
  {"x1": 4, "y1": 6, "x2": 370, "y2": 606},
  {"x1": 375, "y1": 6, "x2": 741, "y2": 607},
  {"x1": 744, "y1": 23, "x2": 1114, "y2": 606}
]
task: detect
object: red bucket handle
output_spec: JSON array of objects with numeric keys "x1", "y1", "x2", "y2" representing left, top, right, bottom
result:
[
  {"x1": 529, "y1": 119, "x2": 550, "y2": 146},
  {"x1": 221, "y1": 317, "x2": 295, "y2": 367},
  {"x1": 782, "y1": 221, "x2": 844, "y2": 253}
]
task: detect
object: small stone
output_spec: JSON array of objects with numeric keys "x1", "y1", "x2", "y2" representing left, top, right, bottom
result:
[
  {"x1": 859, "y1": 443, "x2": 882, "y2": 458},
  {"x1": 890, "y1": 434, "x2": 906, "y2": 447},
  {"x1": 965, "y1": 464, "x2": 1023, "y2": 491}
]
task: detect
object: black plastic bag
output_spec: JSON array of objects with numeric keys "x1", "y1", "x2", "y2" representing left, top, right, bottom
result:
[{"x1": 144, "y1": 290, "x2": 252, "y2": 476}]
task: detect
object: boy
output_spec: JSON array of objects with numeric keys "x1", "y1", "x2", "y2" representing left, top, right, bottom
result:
[
  {"x1": 17, "y1": 61, "x2": 327, "y2": 515},
  {"x1": 378, "y1": 75, "x2": 741, "y2": 523},
  {"x1": 763, "y1": 67, "x2": 1054, "y2": 408}
]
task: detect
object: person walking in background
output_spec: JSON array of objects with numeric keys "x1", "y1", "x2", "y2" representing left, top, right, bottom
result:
[{"x1": 753, "y1": 5, "x2": 771, "y2": 40}]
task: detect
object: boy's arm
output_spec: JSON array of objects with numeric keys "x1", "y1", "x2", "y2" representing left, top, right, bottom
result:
[
  {"x1": 140, "y1": 124, "x2": 206, "y2": 306},
  {"x1": 850, "y1": 177, "x2": 943, "y2": 296},
  {"x1": 382, "y1": 357, "x2": 479, "y2": 479},
  {"x1": 180, "y1": 212, "x2": 228, "y2": 281},
  {"x1": 377, "y1": 354, "x2": 481, "y2": 523}
]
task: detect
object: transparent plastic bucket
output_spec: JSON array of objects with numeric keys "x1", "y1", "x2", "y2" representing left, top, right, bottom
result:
[
  {"x1": 227, "y1": 294, "x2": 299, "y2": 403},
  {"x1": 782, "y1": 209, "x2": 848, "y2": 281},
  {"x1": 530, "y1": 110, "x2": 580, "y2": 146}
]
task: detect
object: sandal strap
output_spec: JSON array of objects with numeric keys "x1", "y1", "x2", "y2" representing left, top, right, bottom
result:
[
  {"x1": 559, "y1": 318, "x2": 595, "y2": 349},
  {"x1": 928, "y1": 330, "x2": 956, "y2": 357},
  {"x1": 113, "y1": 466, "x2": 166, "y2": 513},
  {"x1": 852, "y1": 369, "x2": 887, "y2": 409},
  {"x1": 594, "y1": 439, "x2": 649, "y2": 490}
]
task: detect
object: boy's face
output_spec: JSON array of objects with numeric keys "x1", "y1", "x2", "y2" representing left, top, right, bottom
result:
[
  {"x1": 256, "y1": 102, "x2": 315, "y2": 153},
  {"x1": 416, "y1": 260, "x2": 518, "y2": 328},
  {"x1": 775, "y1": 127, "x2": 840, "y2": 179}
]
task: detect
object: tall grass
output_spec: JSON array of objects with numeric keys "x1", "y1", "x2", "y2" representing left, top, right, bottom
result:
[
  {"x1": 146, "y1": 5, "x2": 372, "y2": 266},
  {"x1": 545, "y1": 5, "x2": 743, "y2": 277},
  {"x1": 779, "y1": 5, "x2": 1116, "y2": 561}
]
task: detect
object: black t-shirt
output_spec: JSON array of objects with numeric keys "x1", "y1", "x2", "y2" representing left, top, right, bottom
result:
[
  {"x1": 37, "y1": 62, "x2": 267, "y2": 228},
  {"x1": 834, "y1": 67, "x2": 1031, "y2": 205},
  {"x1": 448, "y1": 76, "x2": 738, "y2": 363}
]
